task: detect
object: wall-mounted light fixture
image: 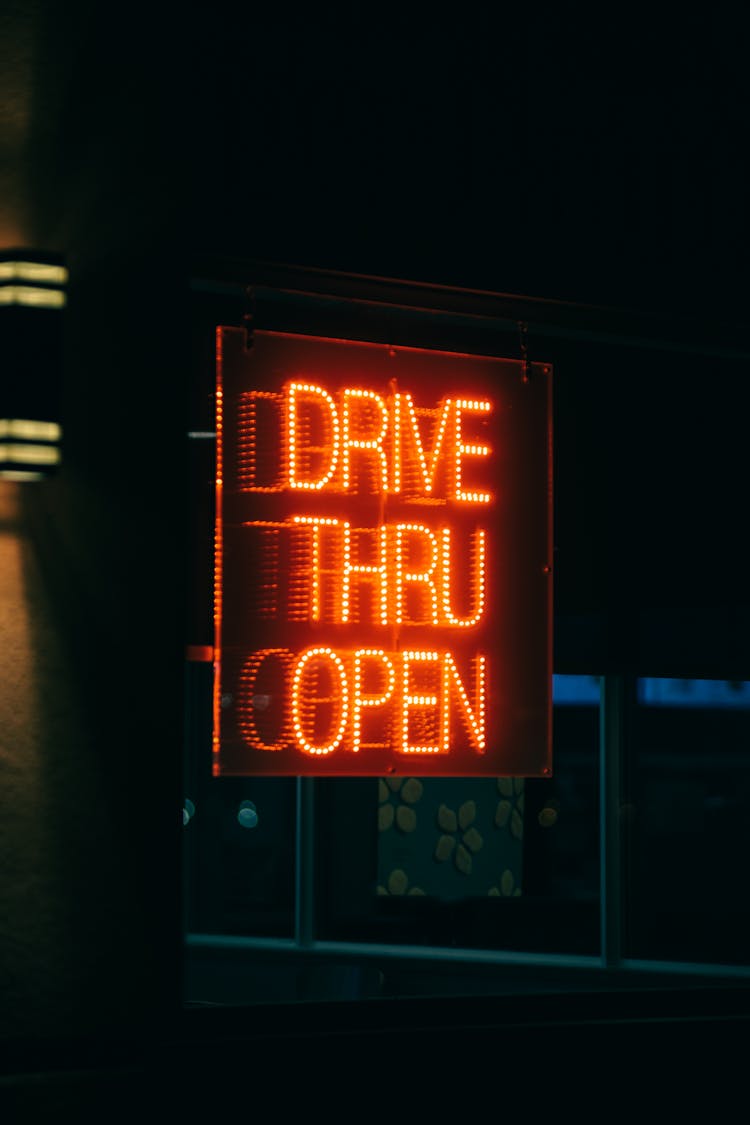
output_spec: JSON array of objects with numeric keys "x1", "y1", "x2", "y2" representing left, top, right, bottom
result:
[{"x1": 1, "y1": 250, "x2": 67, "y2": 481}]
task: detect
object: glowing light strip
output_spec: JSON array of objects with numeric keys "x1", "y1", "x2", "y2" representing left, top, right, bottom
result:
[
  {"x1": 0, "y1": 261, "x2": 68, "y2": 283},
  {"x1": 0, "y1": 286, "x2": 66, "y2": 307},
  {"x1": 213, "y1": 329, "x2": 225, "y2": 773},
  {"x1": 0, "y1": 420, "x2": 61, "y2": 441},
  {"x1": 0, "y1": 470, "x2": 44, "y2": 482},
  {"x1": 0, "y1": 443, "x2": 61, "y2": 465}
]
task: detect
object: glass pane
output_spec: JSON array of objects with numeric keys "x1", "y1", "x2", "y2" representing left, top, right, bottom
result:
[
  {"x1": 316, "y1": 675, "x2": 601, "y2": 957},
  {"x1": 625, "y1": 678, "x2": 750, "y2": 966},
  {"x1": 182, "y1": 662, "x2": 297, "y2": 941}
]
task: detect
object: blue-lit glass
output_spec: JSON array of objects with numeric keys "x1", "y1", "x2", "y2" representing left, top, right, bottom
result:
[{"x1": 638, "y1": 678, "x2": 750, "y2": 709}]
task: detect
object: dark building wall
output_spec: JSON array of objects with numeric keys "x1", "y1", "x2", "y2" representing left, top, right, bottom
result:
[
  {"x1": 1, "y1": 6, "x2": 186, "y2": 1047},
  {"x1": 189, "y1": 9, "x2": 749, "y2": 317}
]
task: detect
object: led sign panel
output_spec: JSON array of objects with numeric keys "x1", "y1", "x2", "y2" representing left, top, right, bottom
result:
[{"x1": 214, "y1": 327, "x2": 552, "y2": 776}]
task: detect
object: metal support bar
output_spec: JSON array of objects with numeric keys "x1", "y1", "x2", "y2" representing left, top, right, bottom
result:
[
  {"x1": 190, "y1": 259, "x2": 750, "y2": 361},
  {"x1": 600, "y1": 674, "x2": 625, "y2": 968},
  {"x1": 185, "y1": 934, "x2": 750, "y2": 982},
  {"x1": 295, "y1": 777, "x2": 316, "y2": 948}
]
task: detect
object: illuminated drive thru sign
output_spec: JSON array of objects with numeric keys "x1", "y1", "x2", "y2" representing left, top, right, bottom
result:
[{"x1": 214, "y1": 327, "x2": 552, "y2": 777}]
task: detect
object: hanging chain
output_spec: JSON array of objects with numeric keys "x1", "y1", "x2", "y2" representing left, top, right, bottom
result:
[
  {"x1": 518, "y1": 320, "x2": 531, "y2": 382},
  {"x1": 243, "y1": 286, "x2": 256, "y2": 349}
]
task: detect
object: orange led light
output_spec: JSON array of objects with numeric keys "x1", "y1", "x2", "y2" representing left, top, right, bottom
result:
[
  {"x1": 342, "y1": 388, "x2": 389, "y2": 492},
  {"x1": 393, "y1": 523, "x2": 439, "y2": 625},
  {"x1": 215, "y1": 326, "x2": 552, "y2": 777},
  {"x1": 342, "y1": 521, "x2": 389, "y2": 624},
  {"x1": 392, "y1": 393, "x2": 452, "y2": 496},
  {"x1": 352, "y1": 649, "x2": 396, "y2": 752},
  {"x1": 454, "y1": 398, "x2": 491, "y2": 503},
  {"x1": 401, "y1": 650, "x2": 441, "y2": 755},
  {"x1": 240, "y1": 517, "x2": 488, "y2": 628},
  {"x1": 440, "y1": 526, "x2": 486, "y2": 627},
  {"x1": 287, "y1": 382, "x2": 340, "y2": 490},
  {"x1": 293, "y1": 516, "x2": 340, "y2": 620},
  {"x1": 442, "y1": 652, "x2": 486, "y2": 752},
  {"x1": 213, "y1": 331, "x2": 225, "y2": 771},
  {"x1": 290, "y1": 647, "x2": 350, "y2": 756},
  {"x1": 233, "y1": 646, "x2": 488, "y2": 759},
  {"x1": 282, "y1": 384, "x2": 494, "y2": 501}
]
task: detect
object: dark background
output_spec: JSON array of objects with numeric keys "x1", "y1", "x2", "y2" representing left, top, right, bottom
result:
[
  {"x1": 2, "y1": 2, "x2": 749, "y2": 1109},
  {"x1": 10, "y1": 7, "x2": 747, "y2": 313}
]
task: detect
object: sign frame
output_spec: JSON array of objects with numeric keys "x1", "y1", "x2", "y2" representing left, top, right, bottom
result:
[{"x1": 211, "y1": 316, "x2": 553, "y2": 778}]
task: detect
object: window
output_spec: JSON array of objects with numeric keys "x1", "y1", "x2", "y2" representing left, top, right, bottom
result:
[{"x1": 183, "y1": 266, "x2": 750, "y2": 1009}]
